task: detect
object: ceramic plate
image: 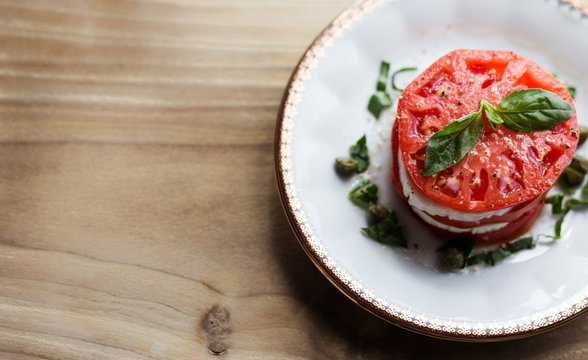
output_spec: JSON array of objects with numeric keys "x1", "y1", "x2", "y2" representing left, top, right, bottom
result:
[{"x1": 275, "y1": 0, "x2": 588, "y2": 341}]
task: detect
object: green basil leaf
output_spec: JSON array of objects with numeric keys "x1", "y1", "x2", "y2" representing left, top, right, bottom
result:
[
  {"x1": 391, "y1": 67, "x2": 417, "y2": 92},
  {"x1": 349, "y1": 135, "x2": 369, "y2": 173},
  {"x1": 565, "y1": 198, "x2": 588, "y2": 209},
  {"x1": 567, "y1": 85, "x2": 576, "y2": 100},
  {"x1": 348, "y1": 179, "x2": 378, "y2": 209},
  {"x1": 545, "y1": 193, "x2": 565, "y2": 214},
  {"x1": 506, "y1": 236, "x2": 534, "y2": 253},
  {"x1": 423, "y1": 110, "x2": 483, "y2": 176},
  {"x1": 368, "y1": 91, "x2": 393, "y2": 119},
  {"x1": 362, "y1": 211, "x2": 407, "y2": 248},
  {"x1": 552, "y1": 210, "x2": 570, "y2": 240},
  {"x1": 463, "y1": 237, "x2": 534, "y2": 267},
  {"x1": 485, "y1": 247, "x2": 512, "y2": 266},
  {"x1": 377, "y1": 61, "x2": 390, "y2": 91},
  {"x1": 494, "y1": 89, "x2": 574, "y2": 133},
  {"x1": 481, "y1": 100, "x2": 503, "y2": 130},
  {"x1": 466, "y1": 253, "x2": 487, "y2": 267}
]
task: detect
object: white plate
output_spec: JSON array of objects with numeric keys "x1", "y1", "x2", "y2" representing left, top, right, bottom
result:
[{"x1": 275, "y1": 0, "x2": 588, "y2": 341}]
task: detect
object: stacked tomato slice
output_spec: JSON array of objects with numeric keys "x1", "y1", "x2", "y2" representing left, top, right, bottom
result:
[{"x1": 391, "y1": 50, "x2": 578, "y2": 243}]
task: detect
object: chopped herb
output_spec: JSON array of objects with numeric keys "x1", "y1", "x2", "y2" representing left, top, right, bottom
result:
[
  {"x1": 565, "y1": 198, "x2": 588, "y2": 209},
  {"x1": 349, "y1": 135, "x2": 369, "y2": 173},
  {"x1": 444, "y1": 237, "x2": 535, "y2": 269},
  {"x1": 505, "y1": 236, "x2": 534, "y2": 253},
  {"x1": 465, "y1": 253, "x2": 487, "y2": 267},
  {"x1": 348, "y1": 179, "x2": 378, "y2": 209},
  {"x1": 486, "y1": 247, "x2": 512, "y2": 266},
  {"x1": 567, "y1": 85, "x2": 576, "y2": 100},
  {"x1": 362, "y1": 211, "x2": 407, "y2": 248},
  {"x1": 377, "y1": 61, "x2": 390, "y2": 91},
  {"x1": 368, "y1": 91, "x2": 393, "y2": 119},
  {"x1": 335, "y1": 157, "x2": 358, "y2": 175},
  {"x1": 545, "y1": 193, "x2": 565, "y2": 214},
  {"x1": 553, "y1": 211, "x2": 569, "y2": 240},
  {"x1": 391, "y1": 67, "x2": 417, "y2": 92}
]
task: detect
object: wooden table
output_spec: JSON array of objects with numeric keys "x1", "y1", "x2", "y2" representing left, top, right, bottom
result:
[{"x1": 1, "y1": 1, "x2": 587, "y2": 359}]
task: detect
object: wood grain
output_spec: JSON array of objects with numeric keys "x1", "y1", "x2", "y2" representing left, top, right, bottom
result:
[{"x1": 0, "y1": 0, "x2": 587, "y2": 359}]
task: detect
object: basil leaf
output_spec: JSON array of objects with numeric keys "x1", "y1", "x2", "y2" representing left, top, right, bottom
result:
[
  {"x1": 553, "y1": 211, "x2": 568, "y2": 240},
  {"x1": 545, "y1": 193, "x2": 565, "y2": 214},
  {"x1": 349, "y1": 135, "x2": 369, "y2": 173},
  {"x1": 506, "y1": 236, "x2": 534, "y2": 253},
  {"x1": 466, "y1": 253, "x2": 487, "y2": 267},
  {"x1": 567, "y1": 85, "x2": 576, "y2": 100},
  {"x1": 348, "y1": 179, "x2": 378, "y2": 209},
  {"x1": 481, "y1": 100, "x2": 502, "y2": 130},
  {"x1": 377, "y1": 61, "x2": 390, "y2": 91},
  {"x1": 423, "y1": 110, "x2": 483, "y2": 176},
  {"x1": 463, "y1": 237, "x2": 534, "y2": 268},
  {"x1": 494, "y1": 89, "x2": 574, "y2": 133},
  {"x1": 565, "y1": 198, "x2": 588, "y2": 209},
  {"x1": 368, "y1": 91, "x2": 393, "y2": 119},
  {"x1": 486, "y1": 247, "x2": 512, "y2": 266},
  {"x1": 391, "y1": 67, "x2": 417, "y2": 92},
  {"x1": 362, "y1": 211, "x2": 407, "y2": 248}
]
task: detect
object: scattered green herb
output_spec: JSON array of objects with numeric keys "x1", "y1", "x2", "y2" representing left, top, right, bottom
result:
[
  {"x1": 368, "y1": 91, "x2": 393, "y2": 119},
  {"x1": 440, "y1": 237, "x2": 534, "y2": 270},
  {"x1": 545, "y1": 193, "x2": 565, "y2": 214},
  {"x1": 567, "y1": 85, "x2": 576, "y2": 100},
  {"x1": 552, "y1": 211, "x2": 569, "y2": 240},
  {"x1": 362, "y1": 211, "x2": 407, "y2": 248},
  {"x1": 424, "y1": 89, "x2": 574, "y2": 176},
  {"x1": 565, "y1": 198, "x2": 588, "y2": 209},
  {"x1": 391, "y1": 67, "x2": 417, "y2": 92},
  {"x1": 348, "y1": 179, "x2": 378, "y2": 209},
  {"x1": 349, "y1": 135, "x2": 369, "y2": 173},
  {"x1": 377, "y1": 61, "x2": 390, "y2": 91}
]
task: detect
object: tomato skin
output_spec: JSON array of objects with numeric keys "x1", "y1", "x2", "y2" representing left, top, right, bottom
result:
[{"x1": 395, "y1": 49, "x2": 578, "y2": 212}]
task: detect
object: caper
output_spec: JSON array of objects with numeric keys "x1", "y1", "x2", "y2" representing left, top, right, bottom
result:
[
  {"x1": 565, "y1": 166, "x2": 585, "y2": 187},
  {"x1": 368, "y1": 204, "x2": 389, "y2": 223},
  {"x1": 335, "y1": 157, "x2": 358, "y2": 175},
  {"x1": 441, "y1": 247, "x2": 465, "y2": 270}
]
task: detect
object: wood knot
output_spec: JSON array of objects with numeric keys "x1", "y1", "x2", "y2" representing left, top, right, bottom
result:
[{"x1": 200, "y1": 305, "x2": 231, "y2": 355}]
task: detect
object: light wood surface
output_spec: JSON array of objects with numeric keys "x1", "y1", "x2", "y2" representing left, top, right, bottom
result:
[{"x1": 0, "y1": 1, "x2": 587, "y2": 359}]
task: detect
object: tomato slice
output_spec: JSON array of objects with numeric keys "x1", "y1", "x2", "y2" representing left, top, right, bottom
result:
[
  {"x1": 412, "y1": 199, "x2": 545, "y2": 244},
  {"x1": 395, "y1": 49, "x2": 578, "y2": 212}
]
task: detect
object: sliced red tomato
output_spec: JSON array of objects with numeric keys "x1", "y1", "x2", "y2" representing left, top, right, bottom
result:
[
  {"x1": 391, "y1": 123, "x2": 545, "y2": 232},
  {"x1": 395, "y1": 49, "x2": 578, "y2": 212},
  {"x1": 414, "y1": 199, "x2": 545, "y2": 244}
]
